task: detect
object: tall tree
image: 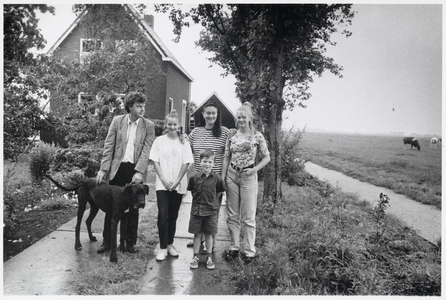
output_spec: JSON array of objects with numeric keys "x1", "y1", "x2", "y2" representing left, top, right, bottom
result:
[
  {"x1": 157, "y1": 4, "x2": 354, "y2": 201},
  {"x1": 3, "y1": 4, "x2": 55, "y2": 160},
  {"x1": 4, "y1": 4, "x2": 54, "y2": 81}
]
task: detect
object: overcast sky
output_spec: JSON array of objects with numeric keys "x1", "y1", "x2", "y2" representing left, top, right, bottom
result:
[{"x1": 35, "y1": 2, "x2": 443, "y2": 136}]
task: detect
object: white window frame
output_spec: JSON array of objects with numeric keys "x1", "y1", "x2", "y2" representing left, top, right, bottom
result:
[
  {"x1": 80, "y1": 38, "x2": 103, "y2": 58},
  {"x1": 181, "y1": 99, "x2": 187, "y2": 132},
  {"x1": 168, "y1": 97, "x2": 174, "y2": 113}
]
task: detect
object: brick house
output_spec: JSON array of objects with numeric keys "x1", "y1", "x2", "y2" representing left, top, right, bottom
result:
[
  {"x1": 41, "y1": 4, "x2": 193, "y2": 146},
  {"x1": 189, "y1": 92, "x2": 236, "y2": 132}
]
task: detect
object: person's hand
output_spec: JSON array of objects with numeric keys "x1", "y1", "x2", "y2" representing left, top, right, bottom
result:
[
  {"x1": 179, "y1": 133, "x2": 188, "y2": 144},
  {"x1": 170, "y1": 180, "x2": 180, "y2": 191},
  {"x1": 96, "y1": 170, "x2": 107, "y2": 184},
  {"x1": 244, "y1": 168, "x2": 257, "y2": 176},
  {"x1": 132, "y1": 172, "x2": 144, "y2": 183},
  {"x1": 161, "y1": 178, "x2": 173, "y2": 190}
]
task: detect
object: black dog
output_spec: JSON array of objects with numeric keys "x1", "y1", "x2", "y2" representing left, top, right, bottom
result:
[{"x1": 44, "y1": 174, "x2": 149, "y2": 263}]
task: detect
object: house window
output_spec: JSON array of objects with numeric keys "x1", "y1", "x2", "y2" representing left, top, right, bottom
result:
[
  {"x1": 169, "y1": 97, "x2": 174, "y2": 113},
  {"x1": 80, "y1": 38, "x2": 103, "y2": 58},
  {"x1": 78, "y1": 92, "x2": 93, "y2": 104},
  {"x1": 115, "y1": 40, "x2": 137, "y2": 54},
  {"x1": 181, "y1": 99, "x2": 187, "y2": 131}
]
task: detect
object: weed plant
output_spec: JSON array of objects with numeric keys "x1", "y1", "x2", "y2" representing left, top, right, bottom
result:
[
  {"x1": 28, "y1": 141, "x2": 59, "y2": 182},
  {"x1": 3, "y1": 158, "x2": 78, "y2": 239},
  {"x1": 228, "y1": 179, "x2": 441, "y2": 295}
]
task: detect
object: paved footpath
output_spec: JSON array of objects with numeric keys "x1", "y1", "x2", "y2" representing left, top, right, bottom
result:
[
  {"x1": 137, "y1": 193, "x2": 233, "y2": 295},
  {"x1": 3, "y1": 172, "x2": 233, "y2": 295},
  {"x1": 305, "y1": 162, "x2": 442, "y2": 244}
]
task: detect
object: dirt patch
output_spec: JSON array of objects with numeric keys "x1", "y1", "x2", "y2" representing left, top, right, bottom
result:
[{"x1": 3, "y1": 206, "x2": 78, "y2": 262}]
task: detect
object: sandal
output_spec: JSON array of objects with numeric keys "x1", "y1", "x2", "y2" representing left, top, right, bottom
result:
[{"x1": 224, "y1": 249, "x2": 240, "y2": 262}]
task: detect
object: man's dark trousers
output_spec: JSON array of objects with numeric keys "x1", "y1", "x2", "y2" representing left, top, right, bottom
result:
[{"x1": 103, "y1": 162, "x2": 140, "y2": 247}]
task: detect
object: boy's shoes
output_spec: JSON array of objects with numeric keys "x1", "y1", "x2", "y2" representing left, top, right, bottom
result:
[
  {"x1": 190, "y1": 256, "x2": 200, "y2": 269},
  {"x1": 156, "y1": 248, "x2": 167, "y2": 261},
  {"x1": 206, "y1": 256, "x2": 215, "y2": 270},
  {"x1": 224, "y1": 249, "x2": 239, "y2": 262},
  {"x1": 242, "y1": 255, "x2": 257, "y2": 265},
  {"x1": 167, "y1": 244, "x2": 179, "y2": 257}
]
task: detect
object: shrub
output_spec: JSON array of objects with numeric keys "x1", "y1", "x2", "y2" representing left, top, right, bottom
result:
[
  {"x1": 153, "y1": 119, "x2": 166, "y2": 136},
  {"x1": 3, "y1": 176, "x2": 56, "y2": 239},
  {"x1": 281, "y1": 127, "x2": 306, "y2": 186},
  {"x1": 40, "y1": 194, "x2": 76, "y2": 210},
  {"x1": 64, "y1": 170, "x2": 86, "y2": 187},
  {"x1": 28, "y1": 141, "x2": 59, "y2": 182},
  {"x1": 50, "y1": 143, "x2": 102, "y2": 177}
]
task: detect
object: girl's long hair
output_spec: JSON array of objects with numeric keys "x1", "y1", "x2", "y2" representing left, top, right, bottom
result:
[{"x1": 197, "y1": 101, "x2": 222, "y2": 138}]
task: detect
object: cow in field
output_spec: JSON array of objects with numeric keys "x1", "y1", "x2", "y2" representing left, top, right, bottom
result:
[
  {"x1": 430, "y1": 137, "x2": 441, "y2": 149},
  {"x1": 403, "y1": 137, "x2": 420, "y2": 151}
]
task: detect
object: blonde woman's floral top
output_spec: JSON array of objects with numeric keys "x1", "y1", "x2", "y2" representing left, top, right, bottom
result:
[{"x1": 225, "y1": 130, "x2": 270, "y2": 168}]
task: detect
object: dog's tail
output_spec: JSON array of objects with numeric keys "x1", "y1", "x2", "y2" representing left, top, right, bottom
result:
[{"x1": 43, "y1": 174, "x2": 82, "y2": 192}]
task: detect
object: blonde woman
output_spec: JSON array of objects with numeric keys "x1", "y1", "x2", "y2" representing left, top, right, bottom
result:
[{"x1": 222, "y1": 102, "x2": 270, "y2": 263}]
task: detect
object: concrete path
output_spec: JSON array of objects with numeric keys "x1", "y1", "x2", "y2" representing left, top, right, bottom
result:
[
  {"x1": 305, "y1": 162, "x2": 442, "y2": 244},
  {"x1": 2, "y1": 181, "x2": 157, "y2": 295},
  {"x1": 138, "y1": 194, "x2": 232, "y2": 295},
  {"x1": 3, "y1": 173, "x2": 234, "y2": 295}
]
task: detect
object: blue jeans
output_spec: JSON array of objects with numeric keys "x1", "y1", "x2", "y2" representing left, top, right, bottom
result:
[
  {"x1": 156, "y1": 190, "x2": 183, "y2": 249},
  {"x1": 226, "y1": 167, "x2": 258, "y2": 257}
]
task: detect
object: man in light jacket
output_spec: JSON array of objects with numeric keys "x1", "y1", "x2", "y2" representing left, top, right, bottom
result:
[{"x1": 96, "y1": 91, "x2": 155, "y2": 253}]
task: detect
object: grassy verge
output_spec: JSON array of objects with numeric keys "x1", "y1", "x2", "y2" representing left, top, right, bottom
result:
[
  {"x1": 67, "y1": 203, "x2": 159, "y2": 295},
  {"x1": 299, "y1": 132, "x2": 441, "y2": 209},
  {"x1": 228, "y1": 180, "x2": 441, "y2": 295}
]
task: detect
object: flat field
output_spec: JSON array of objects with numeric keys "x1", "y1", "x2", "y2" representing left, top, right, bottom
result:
[{"x1": 299, "y1": 131, "x2": 442, "y2": 209}]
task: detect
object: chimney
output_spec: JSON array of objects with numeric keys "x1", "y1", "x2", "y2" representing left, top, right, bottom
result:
[{"x1": 144, "y1": 14, "x2": 154, "y2": 29}]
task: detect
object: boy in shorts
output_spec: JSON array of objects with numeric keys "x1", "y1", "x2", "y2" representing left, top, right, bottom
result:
[{"x1": 187, "y1": 149, "x2": 226, "y2": 270}]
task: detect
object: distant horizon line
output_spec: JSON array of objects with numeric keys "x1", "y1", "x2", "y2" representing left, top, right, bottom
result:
[{"x1": 298, "y1": 127, "x2": 442, "y2": 137}]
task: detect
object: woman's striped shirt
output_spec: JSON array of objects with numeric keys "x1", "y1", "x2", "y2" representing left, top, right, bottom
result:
[{"x1": 189, "y1": 126, "x2": 229, "y2": 175}]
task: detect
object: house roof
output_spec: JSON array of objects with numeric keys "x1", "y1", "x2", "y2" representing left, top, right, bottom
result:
[
  {"x1": 47, "y1": 4, "x2": 193, "y2": 82},
  {"x1": 193, "y1": 92, "x2": 236, "y2": 117}
]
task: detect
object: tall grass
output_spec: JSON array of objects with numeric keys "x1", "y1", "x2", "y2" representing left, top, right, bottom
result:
[
  {"x1": 228, "y1": 181, "x2": 441, "y2": 295},
  {"x1": 299, "y1": 132, "x2": 442, "y2": 209}
]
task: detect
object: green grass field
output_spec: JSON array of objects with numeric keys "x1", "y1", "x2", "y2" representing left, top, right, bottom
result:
[{"x1": 298, "y1": 132, "x2": 442, "y2": 209}]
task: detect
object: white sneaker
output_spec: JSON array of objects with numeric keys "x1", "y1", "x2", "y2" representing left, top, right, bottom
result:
[
  {"x1": 190, "y1": 256, "x2": 199, "y2": 269},
  {"x1": 167, "y1": 244, "x2": 179, "y2": 257},
  {"x1": 156, "y1": 248, "x2": 167, "y2": 261},
  {"x1": 206, "y1": 256, "x2": 215, "y2": 270}
]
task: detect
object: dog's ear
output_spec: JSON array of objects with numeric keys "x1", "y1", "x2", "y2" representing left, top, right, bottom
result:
[
  {"x1": 124, "y1": 184, "x2": 134, "y2": 194},
  {"x1": 143, "y1": 183, "x2": 150, "y2": 195}
]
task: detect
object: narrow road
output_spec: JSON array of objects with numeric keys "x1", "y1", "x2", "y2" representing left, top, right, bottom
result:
[{"x1": 305, "y1": 162, "x2": 441, "y2": 244}]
